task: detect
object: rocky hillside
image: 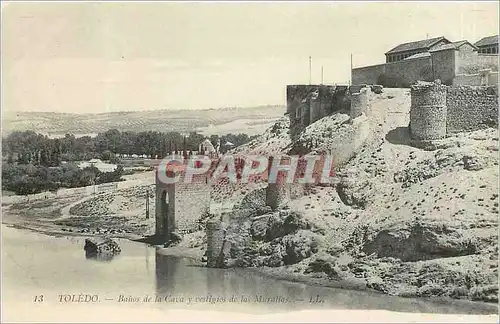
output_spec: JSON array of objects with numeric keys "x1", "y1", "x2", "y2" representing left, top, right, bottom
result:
[{"x1": 214, "y1": 88, "x2": 499, "y2": 302}]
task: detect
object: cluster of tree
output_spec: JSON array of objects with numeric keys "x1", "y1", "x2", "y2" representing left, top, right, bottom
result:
[
  {"x1": 2, "y1": 163, "x2": 124, "y2": 195},
  {"x1": 2, "y1": 130, "x2": 255, "y2": 164}
]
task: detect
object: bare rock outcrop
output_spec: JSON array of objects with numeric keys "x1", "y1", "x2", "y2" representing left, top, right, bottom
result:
[
  {"x1": 84, "y1": 237, "x2": 121, "y2": 260},
  {"x1": 362, "y1": 221, "x2": 478, "y2": 262},
  {"x1": 336, "y1": 168, "x2": 375, "y2": 209}
]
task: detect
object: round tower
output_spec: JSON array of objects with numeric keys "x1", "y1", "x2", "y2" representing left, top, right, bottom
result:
[{"x1": 410, "y1": 81, "x2": 447, "y2": 141}]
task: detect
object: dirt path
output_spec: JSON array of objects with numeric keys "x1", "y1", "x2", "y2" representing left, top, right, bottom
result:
[{"x1": 56, "y1": 193, "x2": 101, "y2": 220}]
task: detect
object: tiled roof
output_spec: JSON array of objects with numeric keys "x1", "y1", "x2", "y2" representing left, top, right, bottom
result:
[
  {"x1": 385, "y1": 36, "x2": 450, "y2": 54},
  {"x1": 429, "y1": 40, "x2": 478, "y2": 52},
  {"x1": 474, "y1": 35, "x2": 499, "y2": 47}
]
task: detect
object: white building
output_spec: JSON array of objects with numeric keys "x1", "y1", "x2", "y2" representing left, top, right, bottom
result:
[{"x1": 78, "y1": 159, "x2": 117, "y2": 173}]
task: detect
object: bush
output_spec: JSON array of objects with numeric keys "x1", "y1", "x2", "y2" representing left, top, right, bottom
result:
[{"x1": 2, "y1": 162, "x2": 124, "y2": 195}]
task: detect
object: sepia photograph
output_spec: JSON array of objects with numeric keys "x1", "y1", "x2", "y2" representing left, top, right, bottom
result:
[{"x1": 1, "y1": 1, "x2": 499, "y2": 322}]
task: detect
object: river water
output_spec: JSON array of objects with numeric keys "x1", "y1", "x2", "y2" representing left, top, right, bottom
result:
[{"x1": 2, "y1": 224, "x2": 497, "y2": 320}]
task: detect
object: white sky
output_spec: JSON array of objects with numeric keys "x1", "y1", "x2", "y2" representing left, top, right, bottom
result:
[{"x1": 2, "y1": 1, "x2": 498, "y2": 113}]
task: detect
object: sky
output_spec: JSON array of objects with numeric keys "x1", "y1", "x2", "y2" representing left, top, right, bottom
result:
[{"x1": 1, "y1": 1, "x2": 498, "y2": 114}]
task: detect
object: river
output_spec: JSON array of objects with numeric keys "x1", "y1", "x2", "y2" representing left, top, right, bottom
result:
[{"x1": 2, "y1": 224, "x2": 498, "y2": 322}]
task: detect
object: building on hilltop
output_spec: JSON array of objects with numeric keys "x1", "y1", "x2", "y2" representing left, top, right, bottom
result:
[
  {"x1": 353, "y1": 35, "x2": 498, "y2": 87},
  {"x1": 385, "y1": 36, "x2": 451, "y2": 63},
  {"x1": 199, "y1": 138, "x2": 217, "y2": 157},
  {"x1": 474, "y1": 35, "x2": 499, "y2": 54}
]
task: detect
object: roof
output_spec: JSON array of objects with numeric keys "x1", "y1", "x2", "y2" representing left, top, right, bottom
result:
[
  {"x1": 474, "y1": 35, "x2": 499, "y2": 47},
  {"x1": 385, "y1": 36, "x2": 450, "y2": 55},
  {"x1": 200, "y1": 139, "x2": 216, "y2": 152},
  {"x1": 429, "y1": 40, "x2": 478, "y2": 52},
  {"x1": 404, "y1": 52, "x2": 431, "y2": 60}
]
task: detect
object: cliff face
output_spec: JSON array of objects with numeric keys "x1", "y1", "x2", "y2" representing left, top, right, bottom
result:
[{"x1": 212, "y1": 88, "x2": 498, "y2": 302}]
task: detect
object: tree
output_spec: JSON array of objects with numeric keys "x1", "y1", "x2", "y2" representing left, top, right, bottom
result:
[
  {"x1": 101, "y1": 150, "x2": 113, "y2": 161},
  {"x1": 50, "y1": 139, "x2": 62, "y2": 167}
]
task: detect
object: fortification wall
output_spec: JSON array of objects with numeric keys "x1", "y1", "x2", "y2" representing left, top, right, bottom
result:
[
  {"x1": 350, "y1": 86, "x2": 369, "y2": 119},
  {"x1": 410, "y1": 81, "x2": 499, "y2": 141},
  {"x1": 330, "y1": 115, "x2": 371, "y2": 167},
  {"x1": 409, "y1": 82, "x2": 448, "y2": 140},
  {"x1": 310, "y1": 86, "x2": 338, "y2": 123},
  {"x1": 287, "y1": 85, "x2": 349, "y2": 131},
  {"x1": 384, "y1": 56, "x2": 434, "y2": 87},
  {"x1": 206, "y1": 219, "x2": 225, "y2": 268},
  {"x1": 453, "y1": 70, "x2": 499, "y2": 86},
  {"x1": 453, "y1": 73, "x2": 483, "y2": 86},
  {"x1": 352, "y1": 56, "x2": 433, "y2": 87},
  {"x1": 265, "y1": 156, "x2": 292, "y2": 210},
  {"x1": 446, "y1": 85, "x2": 499, "y2": 134},
  {"x1": 456, "y1": 53, "x2": 498, "y2": 74},
  {"x1": 352, "y1": 63, "x2": 386, "y2": 85},
  {"x1": 430, "y1": 50, "x2": 456, "y2": 85},
  {"x1": 174, "y1": 182, "x2": 211, "y2": 233}
]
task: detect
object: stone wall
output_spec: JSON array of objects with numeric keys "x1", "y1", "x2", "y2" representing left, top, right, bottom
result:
[
  {"x1": 352, "y1": 63, "x2": 386, "y2": 85},
  {"x1": 456, "y1": 53, "x2": 498, "y2": 75},
  {"x1": 174, "y1": 181, "x2": 211, "y2": 233},
  {"x1": 350, "y1": 86, "x2": 369, "y2": 119},
  {"x1": 453, "y1": 70, "x2": 499, "y2": 86},
  {"x1": 453, "y1": 73, "x2": 483, "y2": 86},
  {"x1": 353, "y1": 48, "x2": 498, "y2": 88},
  {"x1": 331, "y1": 115, "x2": 371, "y2": 167},
  {"x1": 410, "y1": 81, "x2": 499, "y2": 141},
  {"x1": 430, "y1": 49, "x2": 456, "y2": 85},
  {"x1": 446, "y1": 85, "x2": 499, "y2": 134},
  {"x1": 265, "y1": 156, "x2": 292, "y2": 210},
  {"x1": 352, "y1": 55, "x2": 434, "y2": 87},
  {"x1": 155, "y1": 161, "x2": 213, "y2": 239},
  {"x1": 287, "y1": 85, "x2": 350, "y2": 134},
  {"x1": 206, "y1": 219, "x2": 225, "y2": 268}
]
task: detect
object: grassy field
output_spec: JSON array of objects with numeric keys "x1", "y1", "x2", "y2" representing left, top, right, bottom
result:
[{"x1": 2, "y1": 105, "x2": 284, "y2": 137}]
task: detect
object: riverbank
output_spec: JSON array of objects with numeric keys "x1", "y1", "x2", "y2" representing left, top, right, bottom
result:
[{"x1": 2, "y1": 219, "x2": 498, "y2": 316}]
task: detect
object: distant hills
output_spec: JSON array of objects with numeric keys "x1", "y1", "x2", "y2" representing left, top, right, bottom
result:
[{"x1": 2, "y1": 105, "x2": 285, "y2": 137}]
